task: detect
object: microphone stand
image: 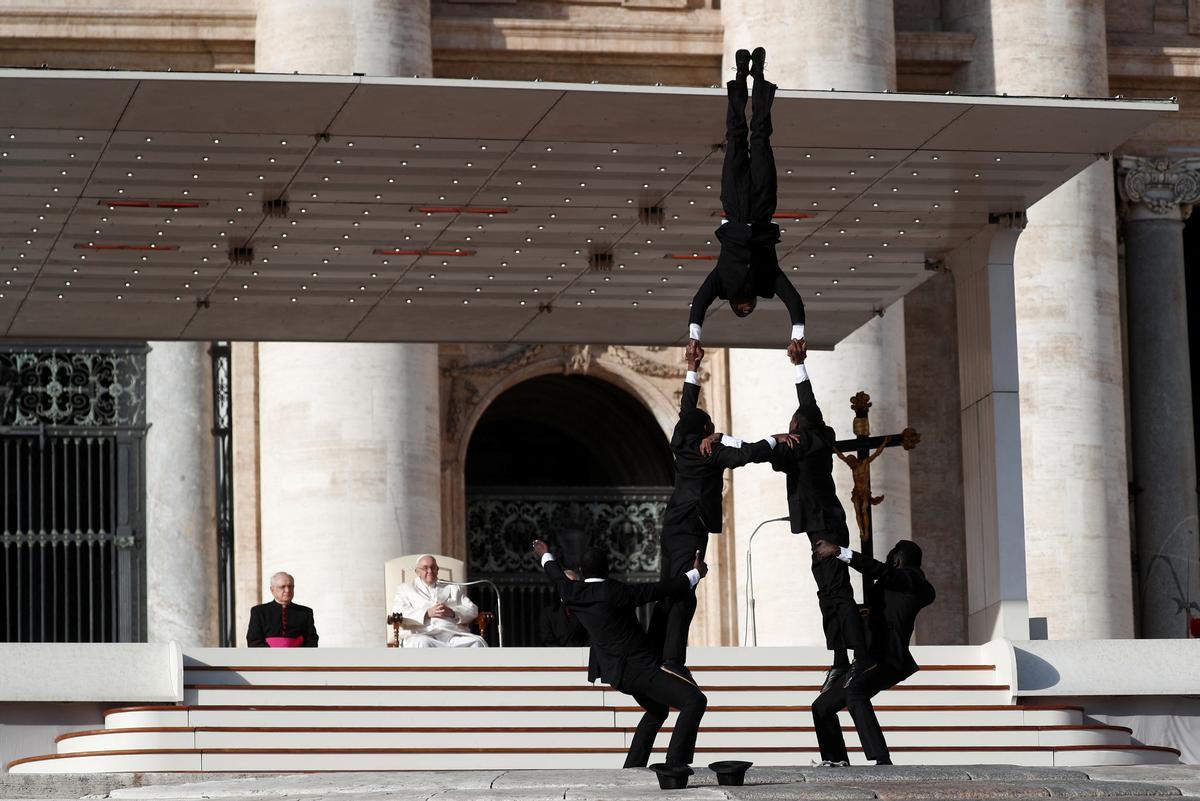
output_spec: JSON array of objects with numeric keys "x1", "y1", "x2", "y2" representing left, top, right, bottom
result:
[{"x1": 743, "y1": 516, "x2": 790, "y2": 646}]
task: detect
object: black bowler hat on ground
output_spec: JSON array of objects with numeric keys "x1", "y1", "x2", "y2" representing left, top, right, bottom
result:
[
  {"x1": 708, "y1": 760, "x2": 753, "y2": 786},
  {"x1": 649, "y1": 763, "x2": 695, "y2": 790}
]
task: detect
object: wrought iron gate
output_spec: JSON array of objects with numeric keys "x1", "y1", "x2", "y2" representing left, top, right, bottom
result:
[
  {"x1": 0, "y1": 345, "x2": 147, "y2": 642},
  {"x1": 466, "y1": 487, "x2": 668, "y2": 646}
]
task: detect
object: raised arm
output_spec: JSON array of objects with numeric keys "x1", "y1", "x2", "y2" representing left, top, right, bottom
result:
[
  {"x1": 687, "y1": 269, "x2": 720, "y2": 340},
  {"x1": 773, "y1": 269, "x2": 806, "y2": 341},
  {"x1": 680, "y1": 343, "x2": 704, "y2": 415},
  {"x1": 623, "y1": 549, "x2": 708, "y2": 607}
]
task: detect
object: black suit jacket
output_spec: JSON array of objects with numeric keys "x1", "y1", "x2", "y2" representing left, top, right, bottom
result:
[
  {"x1": 665, "y1": 381, "x2": 774, "y2": 534},
  {"x1": 769, "y1": 379, "x2": 848, "y2": 535},
  {"x1": 246, "y1": 601, "x2": 319, "y2": 648},
  {"x1": 542, "y1": 559, "x2": 691, "y2": 691},
  {"x1": 688, "y1": 223, "x2": 804, "y2": 327},
  {"x1": 850, "y1": 552, "x2": 935, "y2": 680},
  {"x1": 539, "y1": 600, "x2": 589, "y2": 647}
]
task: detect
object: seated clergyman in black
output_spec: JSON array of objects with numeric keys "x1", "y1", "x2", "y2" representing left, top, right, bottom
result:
[
  {"x1": 533, "y1": 539, "x2": 708, "y2": 771},
  {"x1": 650, "y1": 343, "x2": 793, "y2": 681},
  {"x1": 769, "y1": 342, "x2": 866, "y2": 691},
  {"x1": 810, "y1": 539, "x2": 936, "y2": 766},
  {"x1": 686, "y1": 46, "x2": 805, "y2": 359},
  {"x1": 246, "y1": 571, "x2": 319, "y2": 648}
]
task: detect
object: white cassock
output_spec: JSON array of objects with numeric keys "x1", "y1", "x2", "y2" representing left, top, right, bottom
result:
[{"x1": 392, "y1": 579, "x2": 487, "y2": 648}]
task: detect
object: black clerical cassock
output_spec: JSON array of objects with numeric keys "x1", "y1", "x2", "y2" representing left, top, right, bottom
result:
[
  {"x1": 812, "y1": 540, "x2": 935, "y2": 765},
  {"x1": 650, "y1": 371, "x2": 774, "y2": 668},
  {"x1": 246, "y1": 600, "x2": 319, "y2": 647},
  {"x1": 687, "y1": 74, "x2": 805, "y2": 347},
  {"x1": 538, "y1": 549, "x2": 707, "y2": 768}
]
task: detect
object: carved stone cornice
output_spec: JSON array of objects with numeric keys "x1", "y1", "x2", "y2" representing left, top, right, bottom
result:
[{"x1": 1117, "y1": 156, "x2": 1200, "y2": 221}]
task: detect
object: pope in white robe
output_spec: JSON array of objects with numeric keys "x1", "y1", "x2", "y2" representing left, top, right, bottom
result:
[{"x1": 392, "y1": 555, "x2": 487, "y2": 648}]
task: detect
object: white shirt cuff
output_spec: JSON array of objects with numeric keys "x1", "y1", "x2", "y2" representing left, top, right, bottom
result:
[
  {"x1": 792, "y1": 324, "x2": 805, "y2": 341},
  {"x1": 685, "y1": 370, "x2": 700, "y2": 386},
  {"x1": 685, "y1": 568, "x2": 701, "y2": 587},
  {"x1": 837, "y1": 546, "x2": 854, "y2": 563},
  {"x1": 795, "y1": 363, "x2": 810, "y2": 383},
  {"x1": 763, "y1": 435, "x2": 777, "y2": 449},
  {"x1": 719, "y1": 434, "x2": 743, "y2": 448},
  {"x1": 689, "y1": 324, "x2": 702, "y2": 341},
  {"x1": 540, "y1": 552, "x2": 555, "y2": 567}
]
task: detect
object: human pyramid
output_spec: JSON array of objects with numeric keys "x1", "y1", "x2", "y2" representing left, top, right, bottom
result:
[{"x1": 530, "y1": 47, "x2": 936, "y2": 783}]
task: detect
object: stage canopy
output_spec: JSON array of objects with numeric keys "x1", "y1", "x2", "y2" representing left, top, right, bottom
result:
[{"x1": 0, "y1": 70, "x2": 1172, "y2": 347}]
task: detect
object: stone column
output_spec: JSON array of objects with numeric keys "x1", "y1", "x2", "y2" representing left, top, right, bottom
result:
[
  {"x1": 255, "y1": 0, "x2": 432, "y2": 77},
  {"x1": 255, "y1": 1, "x2": 442, "y2": 647},
  {"x1": 722, "y1": 0, "x2": 909, "y2": 646},
  {"x1": 1118, "y1": 156, "x2": 1200, "y2": 638},
  {"x1": 945, "y1": 0, "x2": 1134, "y2": 639},
  {"x1": 145, "y1": 341, "x2": 218, "y2": 646}
]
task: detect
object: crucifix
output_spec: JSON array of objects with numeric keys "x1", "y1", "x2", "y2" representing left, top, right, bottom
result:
[{"x1": 833, "y1": 391, "x2": 920, "y2": 559}]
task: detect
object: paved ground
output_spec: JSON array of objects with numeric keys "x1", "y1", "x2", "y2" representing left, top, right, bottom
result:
[{"x1": 1, "y1": 766, "x2": 1198, "y2": 801}]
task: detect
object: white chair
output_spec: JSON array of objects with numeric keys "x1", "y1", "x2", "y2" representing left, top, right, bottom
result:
[{"x1": 383, "y1": 554, "x2": 503, "y2": 646}]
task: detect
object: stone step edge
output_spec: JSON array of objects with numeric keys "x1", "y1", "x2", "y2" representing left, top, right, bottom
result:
[
  {"x1": 8, "y1": 743, "x2": 1182, "y2": 771},
  {"x1": 183, "y1": 684, "x2": 1011, "y2": 692},
  {"x1": 182, "y1": 664, "x2": 996, "y2": 672},
  {"x1": 107, "y1": 703, "x2": 1080, "y2": 715}
]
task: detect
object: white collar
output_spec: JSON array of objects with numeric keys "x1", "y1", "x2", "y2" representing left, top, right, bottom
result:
[{"x1": 583, "y1": 577, "x2": 605, "y2": 583}]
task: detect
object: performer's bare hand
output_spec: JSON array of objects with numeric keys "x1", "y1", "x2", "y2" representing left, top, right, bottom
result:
[
  {"x1": 687, "y1": 341, "x2": 704, "y2": 372},
  {"x1": 787, "y1": 338, "x2": 807, "y2": 365},
  {"x1": 774, "y1": 433, "x2": 800, "y2": 448},
  {"x1": 531, "y1": 539, "x2": 549, "y2": 558},
  {"x1": 812, "y1": 539, "x2": 839, "y2": 559},
  {"x1": 699, "y1": 431, "x2": 722, "y2": 456},
  {"x1": 693, "y1": 550, "x2": 709, "y2": 578}
]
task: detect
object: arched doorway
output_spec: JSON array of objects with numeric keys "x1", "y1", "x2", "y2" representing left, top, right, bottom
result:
[{"x1": 465, "y1": 374, "x2": 673, "y2": 646}]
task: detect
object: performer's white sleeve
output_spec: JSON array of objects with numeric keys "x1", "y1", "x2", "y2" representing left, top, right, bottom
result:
[
  {"x1": 540, "y1": 552, "x2": 556, "y2": 567},
  {"x1": 719, "y1": 434, "x2": 744, "y2": 448},
  {"x1": 446, "y1": 584, "x2": 478, "y2": 625},
  {"x1": 762, "y1": 435, "x2": 777, "y2": 449},
  {"x1": 685, "y1": 370, "x2": 700, "y2": 386},
  {"x1": 795, "y1": 363, "x2": 810, "y2": 384},
  {"x1": 685, "y1": 568, "x2": 701, "y2": 587},
  {"x1": 837, "y1": 547, "x2": 854, "y2": 563},
  {"x1": 689, "y1": 323, "x2": 702, "y2": 342},
  {"x1": 792, "y1": 324, "x2": 805, "y2": 342}
]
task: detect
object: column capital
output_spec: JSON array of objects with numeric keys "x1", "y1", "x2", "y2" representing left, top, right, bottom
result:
[{"x1": 1117, "y1": 156, "x2": 1200, "y2": 221}]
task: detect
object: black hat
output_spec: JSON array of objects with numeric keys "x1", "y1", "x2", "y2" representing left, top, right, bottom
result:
[
  {"x1": 649, "y1": 763, "x2": 694, "y2": 790},
  {"x1": 708, "y1": 760, "x2": 753, "y2": 786}
]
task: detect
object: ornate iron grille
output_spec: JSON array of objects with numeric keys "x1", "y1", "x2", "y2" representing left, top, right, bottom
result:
[
  {"x1": 466, "y1": 488, "x2": 669, "y2": 647},
  {"x1": 1, "y1": 345, "x2": 147, "y2": 643}
]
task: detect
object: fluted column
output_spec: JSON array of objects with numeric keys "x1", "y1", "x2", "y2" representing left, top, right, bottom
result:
[
  {"x1": 945, "y1": 0, "x2": 1134, "y2": 639},
  {"x1": 145, "y1": 342, "x2": 218, "y2": 646},
  {"x1": 1118, "y1": 156, "x2": 1200, "y2": 638},
  {"x1": 254, "y1": 1, "x2": 441, "y2": 647}
]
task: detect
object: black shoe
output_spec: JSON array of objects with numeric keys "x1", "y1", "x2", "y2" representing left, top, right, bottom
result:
[
  {"x1": 750, "y1": 46, "x2": 767, "y2": 80},
  {"x1": 734, "y1": 48, "x2": 751, "y2": 80},
  {"x1": 842, "y1": 658, "x2": 876, "y2": 689},
  {"x1": 820, "y1": 666, "x2": 847, "y2": 693},
  {"x1": 661, "y1": 660, "x2": 697, "y2": 686},
  {"x1": 875, "y1": 757, "x2": 893, "y2": 766}
]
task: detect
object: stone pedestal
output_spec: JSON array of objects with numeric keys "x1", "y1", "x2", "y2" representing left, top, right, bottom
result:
[
  {"x1": 145, "y1": 341, "x2": 218, "y2": 646},
  {"x1": 1118, "y1": 156, "x2": 1200, "y2": 638},
  {"x1": 946, "y1": 0, "x2": 1134, "y2": 640}
]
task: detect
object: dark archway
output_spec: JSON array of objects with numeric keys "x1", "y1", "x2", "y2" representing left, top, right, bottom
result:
[{"x1": 465, "y1": 374, "x2": 673, "y2": 646}]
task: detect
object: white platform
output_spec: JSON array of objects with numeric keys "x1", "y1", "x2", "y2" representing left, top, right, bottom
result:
[{"x1": 4, "y1": 645, "x2": 1180, "y2": 772}]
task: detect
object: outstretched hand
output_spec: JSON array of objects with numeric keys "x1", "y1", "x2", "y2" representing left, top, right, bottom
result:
[
  {"x1": 774, "y1": 433, "x2": 800, "y2": 448},
  {"x1": 699, "y1": 431, "x2": 722, "y2": 456},
  {"x1": 693, "y1": 549, "x2": 709, "y2": 578},
  {"x1": 686, "y1": 340, "x2": 704, "y2": 371},
  {"x1": 531, "y1": 539, "x2": 549, "y2": 559},
  {"x1": 812, "y1": 539, "x2": 839, "y2": 560},
  {"x1": 787, "y1": 338, "x2": 807, "y2": 365}
]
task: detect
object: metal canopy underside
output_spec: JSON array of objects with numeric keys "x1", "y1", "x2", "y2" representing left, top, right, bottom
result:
[{"x1": 0, "y1": 70, "x2": 1172, "y2": 347}]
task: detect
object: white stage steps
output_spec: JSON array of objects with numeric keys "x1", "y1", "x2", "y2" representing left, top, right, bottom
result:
[{"x1": 6, "y1": 647, "x2": 1180, "y2": 772}]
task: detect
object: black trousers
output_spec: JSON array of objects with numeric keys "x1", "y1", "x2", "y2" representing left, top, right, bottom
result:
[
  {"x1": 811, "y1": 662, "x2": 904, "y2": 763},
  {"x1": 624, "y1": 666, "x2": 708, "y2": 768},
  {"x1": 721, "y1": 77, "x2": 777, "y2": 226},
  {"x1": 808, "y1": 525, "x2": 866, "y2": 652},
  {"x1": 648, "y1": 521, "x2": 707, "y2": 665}
]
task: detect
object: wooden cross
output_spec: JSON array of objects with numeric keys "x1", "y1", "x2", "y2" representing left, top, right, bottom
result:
[{"x1": 833, "y1": 391, "x2": 920, "y2": 559}]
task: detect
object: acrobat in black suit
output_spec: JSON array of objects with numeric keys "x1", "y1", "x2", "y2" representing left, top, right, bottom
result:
[
  {"x1": 768, "y1": 343, "x2": 866, "y2": 690},
  {"x1": 686, "y1": 47, "x2": 805, "y2": 356},
  {"x1": 533, "y1": 539, "x2": 708, "y2": 770},
  {"x1": 810, "y1": 538, "x2": 936, "y2": 766},
  {"x1": 650, "y1": 344, "x2": 788, "y2": 678}
]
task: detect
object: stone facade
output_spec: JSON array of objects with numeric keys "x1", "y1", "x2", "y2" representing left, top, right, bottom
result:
[{"x1": 6, "y1": 0, "x2": 1199, "y2": 645}]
